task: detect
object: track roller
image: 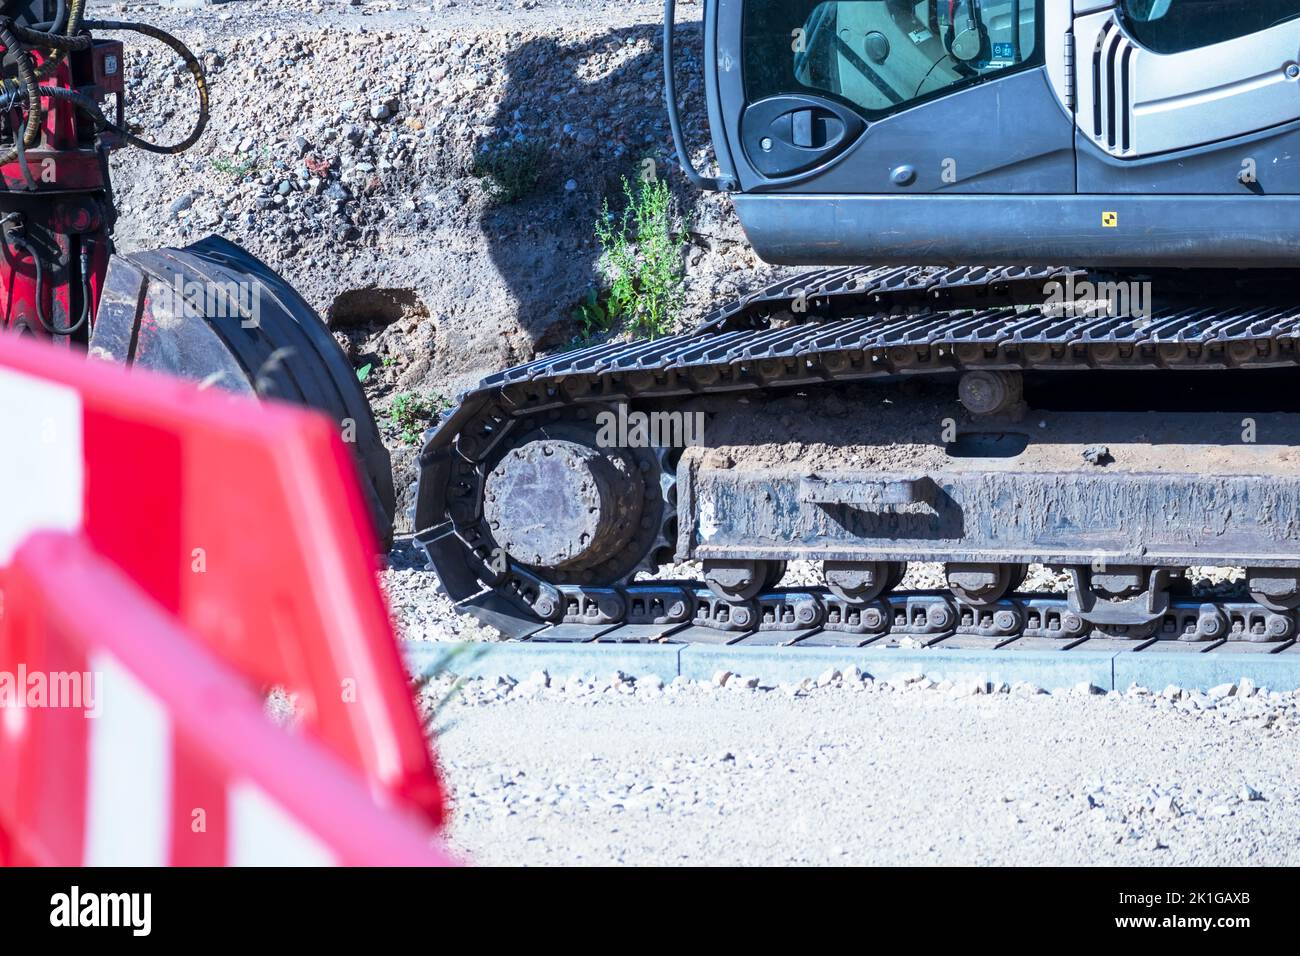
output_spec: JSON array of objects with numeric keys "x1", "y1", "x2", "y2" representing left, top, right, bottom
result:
[
  {"x1": 1182, "y1": 604, "x2": 1229, "y2": 643},
  {"x1": 761, "y1": 560, "x2": 788, "y2": 591},
  {"x1": 945, "y1": 563, "x2": 1027, "y2": 606},
  {"x1": 1247, "y1": 568, "x2": 1300, "y2": 612},
  {"x1": 704, "y1": 559, "x2": 785, "y2": 602},
  {"x1": 822, "y1": 560, "x2": 907, "y2": 605}
]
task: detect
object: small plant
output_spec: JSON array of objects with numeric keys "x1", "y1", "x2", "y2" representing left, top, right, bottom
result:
[
  {"x1": 472, "y1": 137, "x2": 547, "y2": 205},
  {"x1": 356, "y1": 362, "x2": 373, "y2": 383},
  {"x1": 390, "y1": 391, "x2": 447, "y2": 445},
  {"x1": 210, "y1": 149, "x2": 265, "y2": 179},
  {"x1": 566, "y1": 287, "x2": 616, "y2": 349},
  {"x1": 595, "y1": 174, "x2": 688, "y2": 339}
]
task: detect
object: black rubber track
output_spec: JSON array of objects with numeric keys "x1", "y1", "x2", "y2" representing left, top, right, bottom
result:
[
  {"x1": 415, "y1": 264, "x2": 1300, "y2": 638},
  {"x1": 89, "y1": 235, "x2": 396, "y2": 547}
]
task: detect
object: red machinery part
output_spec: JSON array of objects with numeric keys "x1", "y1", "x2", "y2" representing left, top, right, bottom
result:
[
  {"x1": 0, "y1": 48, "x2": 116, "y2": 339},
  {"x1": 0, "y1": 336, "x2": 450, "y2": 864}
]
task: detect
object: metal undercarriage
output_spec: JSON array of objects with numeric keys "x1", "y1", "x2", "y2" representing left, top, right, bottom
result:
[{"x1": 413, "y1": 265, "x2": 1300, "y2": 652}]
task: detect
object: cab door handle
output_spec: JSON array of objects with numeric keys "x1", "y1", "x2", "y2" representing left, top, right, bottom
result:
[{"x1": 792, "y1": 110, "x2": 815, "y2": 148}]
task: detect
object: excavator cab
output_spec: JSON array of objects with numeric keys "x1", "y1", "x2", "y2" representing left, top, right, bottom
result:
[{"x1": 668, "y1": 0, "x2": 1300, "y2": 266}]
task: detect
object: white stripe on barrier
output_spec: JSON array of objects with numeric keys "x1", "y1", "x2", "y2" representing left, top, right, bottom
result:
[
  {"x1": 84, "y1": 652, "x2": 173, "y2": 866},
  {"x1": 227, "y1": 781, "x2": 337, "y2": 867},
  {"x1": 0, "y1": 367, "x2": 83, "y2": 564}
]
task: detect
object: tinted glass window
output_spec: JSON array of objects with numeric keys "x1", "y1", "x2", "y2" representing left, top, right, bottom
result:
[
  {"x1": 744, "y1": 1, "x2": 1040, "y2": 119},
  {"x1": 1121, "y1": 0, "x2": 1300, "y2": 54}
]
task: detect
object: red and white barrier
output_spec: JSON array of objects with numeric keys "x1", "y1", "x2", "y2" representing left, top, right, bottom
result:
[
  {"x1": 0, "y1": 364, "x2": 84, "y2": 565},
  {"x1": 0, "y1": 337, "x2": 453, "y2": 866}
]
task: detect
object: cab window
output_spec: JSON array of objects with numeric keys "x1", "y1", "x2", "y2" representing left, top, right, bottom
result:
[
  {"x1": 1120, "y1": 0, "x2": 1300, "y2": 55},
  {"x1": 744, "y1": 1, "x2": 1041, "y2": 120}
]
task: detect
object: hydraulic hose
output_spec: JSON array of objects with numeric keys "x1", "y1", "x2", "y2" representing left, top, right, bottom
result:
[
  {"x1": 0, "y1": 9, "x2": 208, "y2": 158},
  {"x1": 34, "y1": 0, "x2": 84, "y2": 79},
  {"x1": 0, "y1": 22, "x2": 45, "y2": 164},
  {"x1": 9, "y1": 231, "x2": 88, "y2": 337},
  {"x1": 0, "y1": 0, "x2": 84, "y2": 160},
  {"x1": 7, "y1": 18, "x2": 88, "y2": 51},
  {"x1": 77, "y1": 19, "x2": 210, "y2": 154}
]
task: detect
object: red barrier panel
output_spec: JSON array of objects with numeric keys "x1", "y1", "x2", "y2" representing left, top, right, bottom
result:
[
  {"x1": 1, "y1": 533, "x2": 455, "y2": 866},
  {"x1": 0, "y1": 336, "x2": 450, "y2": 864}
]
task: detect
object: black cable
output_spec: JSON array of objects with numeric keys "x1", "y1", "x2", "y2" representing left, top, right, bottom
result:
[
  {"x1": 35, "y1": 0, "x2": 72, "y2": 33},
  {"x1": 40, "y1": 81, "x2": 205, "y2": 154},
  {"x1": 0, "y1": 13, "x2": 207, "y2": 159},
  {"x1": 79, "y1": 19, "x2": 209, "y2": 153},
  {"x1": 45, "y1": 0, "x2": 70, "y2": 34},
  {"x1": 33, "y1": 0, "x2": 84, "y2": 79},
  {"x1": 5, "y1": 18, "x2": 89, "y2": 50},
  {"x1": 11, "y1": 108, "x2": 37, "y2": 189},
  {"x1": 9, "y1": 232, "x2": 87, "y2": 336}
]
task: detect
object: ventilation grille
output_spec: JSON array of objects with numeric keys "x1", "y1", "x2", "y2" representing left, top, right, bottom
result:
[{"x1": 1090, "y1": 18, "x2": 1137, "y2": 156}]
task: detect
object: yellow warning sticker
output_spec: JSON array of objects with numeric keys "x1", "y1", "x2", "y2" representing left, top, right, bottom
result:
[{"x1": 1102, "y1": 211, "x2": 1118, "y2": 228}]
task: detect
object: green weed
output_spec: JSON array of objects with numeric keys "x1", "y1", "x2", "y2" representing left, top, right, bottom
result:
[
  {"x1": 473, "y1": 138, "x2": 547, "y2": 205},
  {"x1": 411, "y1": 643, "x2": 489, "y2": 737},
  {"x1": 210, "y1": 150, "x2": 265, "y2": 179},
  {"x1": 390, "y1": 391, "x2": 448, "y2": 445},
  {"x1": 594, "y1": 174, "x2": 688, "y2": 339}
]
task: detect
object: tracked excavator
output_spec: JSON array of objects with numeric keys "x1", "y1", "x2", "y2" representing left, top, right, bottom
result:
[
  {"x1": 0, "y1": 0, "x2": 395, "y2": 543},
  {"x1": 416, "y1": 0, "x2": 1300, "y2": 651}
]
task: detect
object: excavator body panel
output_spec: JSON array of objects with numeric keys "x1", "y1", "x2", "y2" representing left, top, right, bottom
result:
[{"x1": 706, "y1": 0, "x2": 1300, "y2": 266}]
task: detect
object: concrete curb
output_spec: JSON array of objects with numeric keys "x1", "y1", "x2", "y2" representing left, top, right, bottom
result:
[
  {"x1": 402, "y1": 640, "x2": 1300, "y2": 692},
  {"x1": 405, "y1": 641, "x2": 683, "y2": 683}
]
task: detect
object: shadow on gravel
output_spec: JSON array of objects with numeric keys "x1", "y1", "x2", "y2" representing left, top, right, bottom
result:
[{"x1": 477, "y1": 21, "x2": 709, "y2": 356}]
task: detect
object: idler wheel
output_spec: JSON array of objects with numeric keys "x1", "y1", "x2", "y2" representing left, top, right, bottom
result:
[{"x1": 484, "y1": 440, "x2": 643, "y2": 571}]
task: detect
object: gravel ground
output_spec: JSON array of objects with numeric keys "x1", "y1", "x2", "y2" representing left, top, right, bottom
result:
[{"x1": 424, "y1": 670, "x2": 1300, "y2": 866}]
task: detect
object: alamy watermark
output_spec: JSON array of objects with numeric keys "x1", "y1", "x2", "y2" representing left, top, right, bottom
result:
[
  {"x1": 0, "y1": 665, "x2": 101, "y2": 718},
  {"x1": 50, "y1": 886, "x2": 151, "y2": 936},
  {"x1": 595, "y1": 403, "x2": 704, "y2": 449},
  {"x1": 1043, "y1": 275, "x2": 1152, "y2": 320},
  {"x1": 156, "y1": 274, "x2": 262, "y2": 329}
]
